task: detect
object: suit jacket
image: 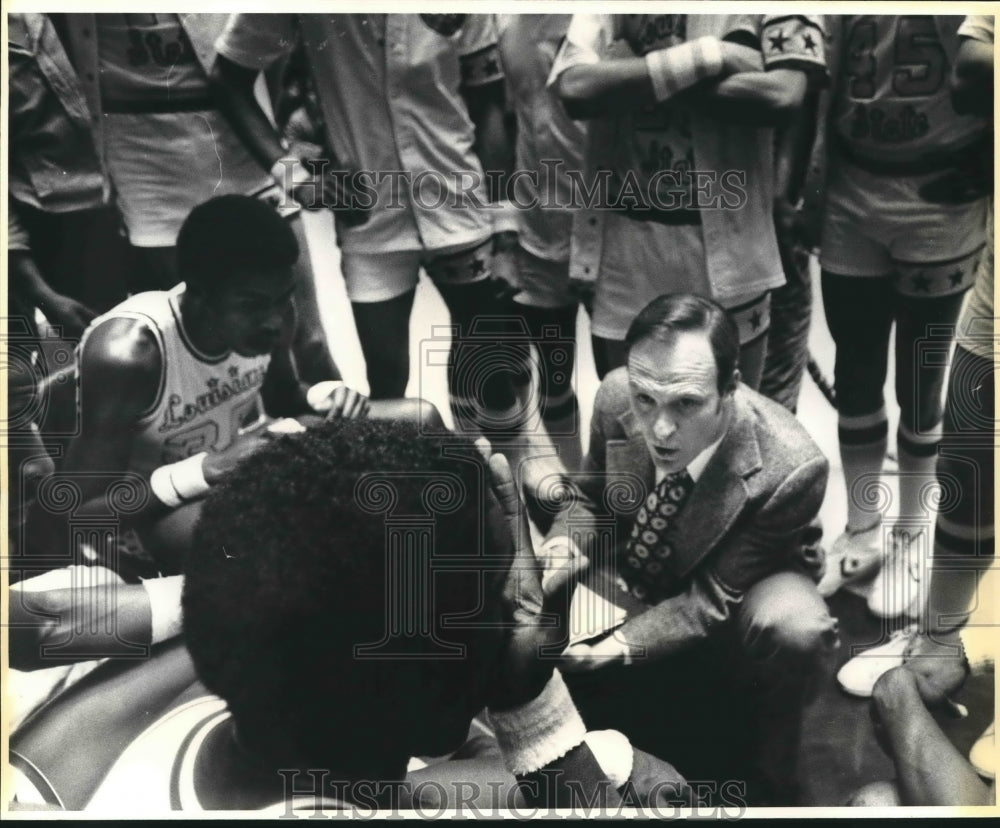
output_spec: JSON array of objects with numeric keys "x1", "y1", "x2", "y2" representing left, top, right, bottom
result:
[{"x1": 548, "y1": 368, "x2": 829, "y2": 659}]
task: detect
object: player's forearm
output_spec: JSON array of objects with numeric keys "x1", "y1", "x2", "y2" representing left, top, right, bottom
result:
[
  {"x1": 465, "y1": 83, "x2": 514, "y2": 203},
  {"x1": 951, "y1": 39, "x2": 993, "y2": 116},
  {"x1": 10, "y1": 250, "x2": 54, "y2": 305},
  {"x1": 210, "y1": 55, "x2": 287, "y2": 172},
  {"x1": 9, "y1": 584, "x2": 153, "y2": 669},
  {"x1": 557, "y1": 60, "x2": 659, "y2": 118},
  {"x1": 873, "y1": 668, "x2": 993, "y2": 806},
  {"x1": 697, "y1": 70, "x2": 807, "y2": 126}
]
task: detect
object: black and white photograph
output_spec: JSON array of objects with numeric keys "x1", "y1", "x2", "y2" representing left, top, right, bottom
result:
[{"x1": 3, "y1": 1, "x2": 997, "y2": 816}]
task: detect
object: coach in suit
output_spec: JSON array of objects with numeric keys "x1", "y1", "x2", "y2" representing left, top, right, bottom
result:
[{"x1": 542, "y1": 293, "x2": 839, "y2": 805}]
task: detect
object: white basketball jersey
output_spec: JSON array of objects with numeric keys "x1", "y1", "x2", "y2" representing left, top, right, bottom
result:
[{"x1": 79, "y1": 284, "x2": 271, "y2": 478}]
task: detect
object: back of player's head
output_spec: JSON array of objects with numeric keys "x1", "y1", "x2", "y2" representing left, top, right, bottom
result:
[
  {"x1": 183, "y1": 419, "x2": 498, "y2": 778},
  {"x1": 176, "y1": 195, "x2": 299, "y2": 294},
  {"x1": 625, "y1": 293, "x2": 740, "y2": 394}
]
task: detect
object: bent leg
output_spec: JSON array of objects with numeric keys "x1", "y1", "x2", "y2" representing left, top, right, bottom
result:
[{"x1": 734, "y1": 571, "x2": 840, "y2": 804}]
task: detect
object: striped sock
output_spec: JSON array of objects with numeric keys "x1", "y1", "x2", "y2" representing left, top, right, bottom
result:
[
  {"x1": 897, "y1": 421, "x2": 943, "y2": 525},
  {"x1": 839, "y1": 407, "x2": 889, "y2": 532}
]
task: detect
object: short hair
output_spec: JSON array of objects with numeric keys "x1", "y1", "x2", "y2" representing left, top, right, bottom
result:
[
  {"x1": 624, "y1": 294, "x2": 740, "y2": 394},
  {"x1": 182, "y1": 419, "x2": 490, "y2": 776},
  {"x1": 176, "y1": 195, "x2": 299, "y2": 292}
]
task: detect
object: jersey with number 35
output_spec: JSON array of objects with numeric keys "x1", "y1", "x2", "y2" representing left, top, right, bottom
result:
[
  {"x1": 833, "y1": 15, "x2": 988, "y2": 164},
  {"x1": 79, "y1": 284, "x2": 271, "y2": 478}
]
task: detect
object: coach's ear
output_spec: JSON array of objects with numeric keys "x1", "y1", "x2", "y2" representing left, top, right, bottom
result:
[{"x1": 724, "y1": 369, "x2": 741, "y2": 395}]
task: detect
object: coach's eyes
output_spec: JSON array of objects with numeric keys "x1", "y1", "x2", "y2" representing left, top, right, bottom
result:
[{"x1": 634, "y1": 392, "x2": 655, "y2": 407}]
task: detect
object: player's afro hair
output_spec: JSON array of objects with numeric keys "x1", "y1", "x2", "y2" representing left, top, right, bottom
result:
[
  {"x1": 183, "y1": 419, "x2": 494, "y2": 776},
  {"x1": 176, "y1": 195, "x2": 299, "y2": 292}
]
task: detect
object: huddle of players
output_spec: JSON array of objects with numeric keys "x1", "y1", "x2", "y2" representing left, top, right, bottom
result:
[{"x1": 7, "y1": 11, "x2": 995, "y2": 812}]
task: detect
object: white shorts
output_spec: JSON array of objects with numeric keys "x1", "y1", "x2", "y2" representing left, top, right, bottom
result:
[
  {"x1": 592, "y1": 214, "x2": 769, "y2": 344},
  {"x1": 820, "y1": 159, "x2": 987, "y2": 297},
  {"x1": 340, "y1": 237, "x2": 494, "y2": 303},
  {"x1": 512, "y1": 245, "x2": 575, "y2": 309}
]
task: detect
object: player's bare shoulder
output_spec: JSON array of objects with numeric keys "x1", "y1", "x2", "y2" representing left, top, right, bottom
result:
[{"x1": 78, "y1": 316, "x2": 164, "y2": 424}]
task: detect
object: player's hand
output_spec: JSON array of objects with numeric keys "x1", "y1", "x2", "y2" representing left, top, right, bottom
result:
[
  {"x1": 489, "y1": 232, "x2": 522, "y2": 302},
  {"x1": 479, "y1": 446, "x2": 589, "y2": 711},
  {"x1": 902, "y1": 630, "x2": 970, "y2": 707},
  {"x1": 201, "y1": 429, "x2": 274, "y2": 486},
  {"x1": 626, "y1": 748, "x2": 696, "y2": 807},
  {"x1": 39, "y1": 293, "x2": 97, "y2": 339},
  {"x1": 560, "y1": 634, "x2": 629, "y2": 674},
  {"x1": 320, "y1": 384, "x2": 370, "y2": 421}
]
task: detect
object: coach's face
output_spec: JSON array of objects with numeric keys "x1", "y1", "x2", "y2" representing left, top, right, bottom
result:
[
  {"x1": 213, "y1": 267, "x2": 297, "y2": 357},
  {"x1": 627, "y1": 330, "x2": 737, "y2": 475}
]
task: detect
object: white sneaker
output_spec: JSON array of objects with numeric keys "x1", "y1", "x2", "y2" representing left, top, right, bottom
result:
[
  {"x1": 867, "y1": 528, "x2": 926, "y2": 620},
  {"x1": 836, "y1": 625, "x2": 918, "y2": 697},
  {"x1": 818, "y1": 525, "x2": 883, "y2": 598},
  {"x1": 970, "y1": 721, "x2": 996, "y2": 780}
]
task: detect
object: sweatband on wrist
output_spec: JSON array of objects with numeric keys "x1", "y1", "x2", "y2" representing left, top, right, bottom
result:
[
  {"x1": 170, "y1": 452, "x2": 210, "y2": 501},
  {"x1": 492, "y1": 200, "x2": 520, "y2": 234},
  {"x1": 270, "y1": 156, "x2": 313, "y2": 190},
  {"x1": 140, "y1": 575, "x2": 184, "y2": 645},
  {"x1": 150, "y1": 465, "x2": 183, "y2": 508},
  {"x1": 583, "y1": 730, "x2": 634, "y2": 790},
  {"x1": 645, "y1": 36, "x2": 724, "y2": 102},
  {"x1": 306, "y1": 380, "x2": 346, "y2": 412},
  {"x1": 487, "y1": 670, "x2": 588, "y2": 776}
]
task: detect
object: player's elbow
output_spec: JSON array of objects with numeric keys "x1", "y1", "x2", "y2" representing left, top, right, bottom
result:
[{"x1": 556, "y1": 68, "x2": 605, "y2": 119}]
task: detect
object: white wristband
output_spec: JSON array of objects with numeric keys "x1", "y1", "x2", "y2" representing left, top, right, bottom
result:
[
  {"x1": 140, "y1": 575, "x2": 185, "y2": 645},
  {"x1": 270, "y1": 156, "x2": 313, "y2": 191},
  {"x1": 150, "y1": 465, "x2": 183, "y2": 509},
  {"x1": 487, "y1": 670, "x2": 587, "y2": 776},
  {"x1": 307, "y1": 380, "x2": 346, "y2": 412},
  {"x1": 492, "y1": 200, "x2": 520, "y2": 235},
  {"x1": 645, "y1": 36, "x2": 724, "y2": 102},
  {"x1": 584, "y1": 730, "x2": 634, "y2": 790},
  {"x1": 170, "y1": 452, "x2": 210, "y2": 501}
]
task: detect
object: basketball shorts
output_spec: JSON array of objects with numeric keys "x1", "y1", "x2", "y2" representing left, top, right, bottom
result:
[{"x1": 820, "y1": 158, "x2": 987, "y2": 298}]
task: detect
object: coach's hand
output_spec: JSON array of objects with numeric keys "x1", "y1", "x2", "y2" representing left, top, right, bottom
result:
[
  {"x1": 202, "y1": 429, "x2": 273, "y2": 486},
  {"x1": 481, "y1": 447, "x2": 589, "y2": 710}
]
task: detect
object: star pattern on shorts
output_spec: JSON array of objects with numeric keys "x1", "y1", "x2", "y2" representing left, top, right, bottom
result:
[
  {"x1": 750, "y1": 310, "x2": 763, "y2": 331},
  {"x1": 769, "y1": 30, "x2": 789, "y2": 53},
  {"x1": 911, "y1": 271, "x2": 932, "y2": 293},
  {"x1": 802, "y1": 32, "x2": 818, "y2": 54},
  {"x1": 948, "y1": 269, "x2": 964, "y2": 288},
  {"x1": 483, "y1": 57, "x2": 500, "y2": 77},
  {"x1": 228, "y1": 365, "x2": 239, "y2": 378},
  {"x1": 469, "y1": 258, "x2": 487, "y2": 277}
]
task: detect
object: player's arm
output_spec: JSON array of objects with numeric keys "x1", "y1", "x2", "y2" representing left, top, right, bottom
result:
[
  {"x1": 871, "y1": 666, "x2": 993, "y2": 806},
  {"x1": 555, "y1": 40, "x2": 761, "y2": 120},
  {"x1": 52, "y1": 318, "x2": 171, "y2": 527},
  {"x1": 951, "y1": 34, "x2": 993, "y2": 116},
  {"x1": 8, "y1": 210, "x2": 97, "y2": 340},
  {"x1": 260, "y1": 342, "x2": 370, "y2": 421}
]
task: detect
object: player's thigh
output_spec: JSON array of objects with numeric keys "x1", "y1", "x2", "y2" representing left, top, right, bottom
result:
[{"x1": 340, "y1": 248, "x2": 422, "y2": 304}]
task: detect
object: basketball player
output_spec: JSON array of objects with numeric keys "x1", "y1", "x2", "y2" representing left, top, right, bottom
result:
[
  {"x1": 816, "y1": 16, "x2": 990, "y2": 620},
  {"x1": 30, "y1": 195, "x2": 373, "y2": 584},
  {"x1": 548, "y1": 12, "x2": 827, "y2": 385}
]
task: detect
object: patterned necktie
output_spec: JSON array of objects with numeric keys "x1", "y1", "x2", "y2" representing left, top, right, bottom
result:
[{"x1": 621, "y1": 469, "x2": 695, "y2": 603}]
